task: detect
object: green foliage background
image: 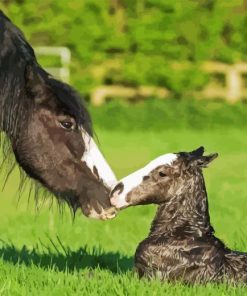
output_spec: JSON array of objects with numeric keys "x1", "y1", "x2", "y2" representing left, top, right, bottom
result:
[
  {"x1": 1, "y1": 2, "x2": 247, "y2": 294},
  {"x1": 1, "y1": 0, "x2": 247, "y2": 97}
]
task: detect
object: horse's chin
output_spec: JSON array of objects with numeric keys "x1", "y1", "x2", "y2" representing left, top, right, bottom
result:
[
  {"x1": 53, "y1": 185, "x2": 119, "y2": 220},
  {"x1": 80, "y1": 204, "x2": 118, "y2": 220}
]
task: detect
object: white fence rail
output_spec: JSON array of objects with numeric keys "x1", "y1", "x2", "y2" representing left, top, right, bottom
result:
[
  {"x1": 34, "y1": 46, "x2": 71, "y2": 83},
  {"x1": 201, "y1": 62, "x2": 247, "y2": 103},
  {"x1": 32, "y1": 49, "x2": 247, "y2": 104},
  {"x1": 91, "y1": 61, "x2": 247, "y2": 105}
]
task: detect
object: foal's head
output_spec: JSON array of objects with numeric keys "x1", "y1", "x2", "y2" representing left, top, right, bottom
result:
[{"x1": 111, "y1": 147, "x2": 218, "y2": 209}]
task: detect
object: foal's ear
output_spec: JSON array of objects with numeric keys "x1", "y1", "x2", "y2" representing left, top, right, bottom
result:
[
  {"x1": 189, "y1": 146, "x2": 204, "y2": 157},
  {"x1": 25, "y1": 64, "x2": 46, "y2": 100},
  {"x1": 192, "y1": 153, "x2": 218, "y2": 168}
]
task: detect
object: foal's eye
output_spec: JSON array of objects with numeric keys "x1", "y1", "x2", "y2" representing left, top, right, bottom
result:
[
  {"x1": 159, "y1": 172, "x2": 167, "y2": 177},
  {"x1": 59, "y1": 121, "x2": 75, "y2": 130}
]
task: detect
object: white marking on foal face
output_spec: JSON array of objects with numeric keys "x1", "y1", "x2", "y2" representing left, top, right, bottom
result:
[
  {"x1": 81, "y1": 128, "x2": 117, "y2": 188},
  {"x1": 110, "y1": 153, "x2": 178, "y2": 209}
]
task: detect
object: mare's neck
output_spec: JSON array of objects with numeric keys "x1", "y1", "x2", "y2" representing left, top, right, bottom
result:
[{"x1": 150, "y1": 174, "x2": 214, "y2": 238}]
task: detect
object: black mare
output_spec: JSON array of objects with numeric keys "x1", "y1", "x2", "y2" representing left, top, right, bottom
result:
[{"x1": 0, "y1": 11, "x2": 117, "y2": 219}]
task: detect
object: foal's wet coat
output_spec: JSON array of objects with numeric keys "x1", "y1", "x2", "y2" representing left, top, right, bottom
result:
[{"x1": 111, "y1": 147, "x2": 247, "y2": 284}]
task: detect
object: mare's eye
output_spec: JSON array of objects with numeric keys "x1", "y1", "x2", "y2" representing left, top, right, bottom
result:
[
  {"x1": 59, "y1": 121, "x2": 74, "y2": 130},
  {"x1": 159, "y1": 172, "x2": 167, "y2": 177}
]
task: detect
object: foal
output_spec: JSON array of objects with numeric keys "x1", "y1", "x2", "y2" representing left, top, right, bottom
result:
[{"x1": 111, "y1": 147, "x2": 247, "y2": 284}]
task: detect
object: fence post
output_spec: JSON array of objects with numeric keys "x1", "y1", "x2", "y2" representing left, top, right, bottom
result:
[
  {"x1": 34, "y1": 46, "x2": 71, "y2": 83},
  {"x1": 226, "y1": 67, "x2": 242, "y2": 103}
]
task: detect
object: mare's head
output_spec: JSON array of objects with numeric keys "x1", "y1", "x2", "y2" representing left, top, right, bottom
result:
[
  {"x1": 0, "y1": 11, "x2": 117, "y2": 219},
  {"x1": 111, "y1": 147, "x2": 218, "y2": 209}
]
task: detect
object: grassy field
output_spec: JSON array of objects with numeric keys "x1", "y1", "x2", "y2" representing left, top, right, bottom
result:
[{"x1": 0, "y1": 128, "x2": 246, "y2": 295}]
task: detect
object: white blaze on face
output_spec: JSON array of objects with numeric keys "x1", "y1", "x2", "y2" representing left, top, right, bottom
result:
[
  {"x1": 81, "y1": 128, "x2": 117, "y2": 188},
  {"x1": 111, "y1": 153, "x2": 178, "y2": 209}
]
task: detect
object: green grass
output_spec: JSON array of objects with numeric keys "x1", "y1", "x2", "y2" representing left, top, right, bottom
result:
[
  {"x1": 0, "y1": 127, "x2": 247, "y2": 295},
  {"x1": 88, "y1": 99, "x2": 247, "y2": 131}
]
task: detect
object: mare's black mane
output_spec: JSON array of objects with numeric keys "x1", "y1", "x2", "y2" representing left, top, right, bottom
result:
[
  {"x1": 0, "y1": 11, "x2": 92, "y2": 212},
  {"x1": 0, "y1": 11, "x2": 92, "y2": 137}
]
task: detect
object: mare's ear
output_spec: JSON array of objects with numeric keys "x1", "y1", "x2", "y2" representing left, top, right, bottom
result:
[
  {"x1": 191, "y1": 153, "x2": 218, "y2": 168},
  {"x1": 25, "y1": 64, "x2": 46, "y2": 101}
]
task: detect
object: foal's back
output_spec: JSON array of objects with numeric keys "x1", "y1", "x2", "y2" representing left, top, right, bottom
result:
[{"x1": 135, "y1": 232, "x2": 247, "y2": 284}]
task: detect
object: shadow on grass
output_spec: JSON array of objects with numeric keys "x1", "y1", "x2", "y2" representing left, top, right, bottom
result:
[{"x1": 0, "y1": 238, "x2": 133, "y2": 274}]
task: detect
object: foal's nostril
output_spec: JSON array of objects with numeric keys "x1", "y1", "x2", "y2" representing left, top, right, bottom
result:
[
  {"x1": 111, "y1": 182, "x2": 124, "y2": 196},
  {"x1": 143, "y1": 175, "x2": 150, "y2": 181}
]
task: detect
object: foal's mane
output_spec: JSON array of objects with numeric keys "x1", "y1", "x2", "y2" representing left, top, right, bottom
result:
[{"x1": 0, "y1": 11, "x2": 92, "y2": 214}]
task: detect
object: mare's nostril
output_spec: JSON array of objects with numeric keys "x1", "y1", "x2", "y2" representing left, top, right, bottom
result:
[{"x1": 110, "y1": 182, "x2": 124, "y2": 197}]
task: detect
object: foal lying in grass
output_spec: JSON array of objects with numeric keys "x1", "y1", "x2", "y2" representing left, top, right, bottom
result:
[{"x1": 111, "y1": 147, "x2": 247, "y2": 284}]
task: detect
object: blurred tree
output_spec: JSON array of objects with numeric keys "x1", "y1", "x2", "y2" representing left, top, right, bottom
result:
[
  {"x1": 0, "y1": 0, "x2": 246, "y2": 97},
  {"x1": 109, "y1": 0, "x2": 126, "y2": 33}
]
